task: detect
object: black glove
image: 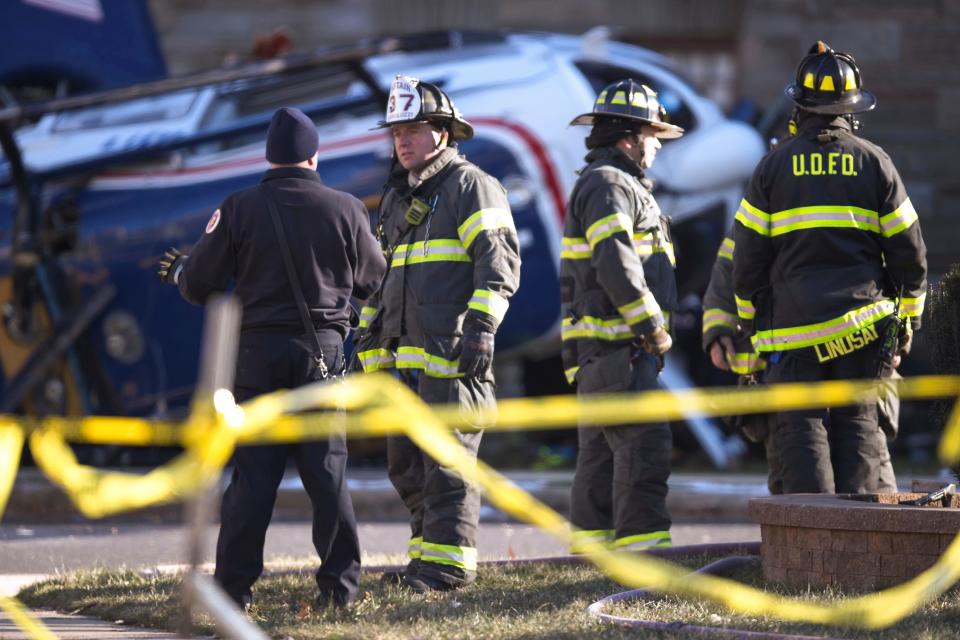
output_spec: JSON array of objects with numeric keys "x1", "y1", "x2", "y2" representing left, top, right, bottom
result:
[
  {"x1": 458, "y1": 322, "x2": 495, "y2": 378},
  {"x1": 157, "y1": 247, "x2": 186, "y2": 284}
]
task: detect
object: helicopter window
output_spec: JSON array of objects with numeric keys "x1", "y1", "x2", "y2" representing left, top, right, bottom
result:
[
  {"x1": 573, "y1": 61, "x2": 696, "y2": 133},
  {"x1": 222, "y1": 66, "x2": 374, "y2": 118},
  {"x1": 52, "y1": 90, "x2": 200, "y2": 133}
]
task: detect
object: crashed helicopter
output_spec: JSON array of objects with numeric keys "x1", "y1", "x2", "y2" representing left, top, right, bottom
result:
[{"x1": 0, "y1": 28, "x2": 765, "y2": 466}]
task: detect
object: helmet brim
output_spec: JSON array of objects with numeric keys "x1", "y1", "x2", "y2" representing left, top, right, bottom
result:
[
  {"x1": 370, "y1": 116, "x2": 474, "y2": 141},
  {"x1": 784, "y1": 84, "x2": 877, "y2": 115},
  {"x1": 569, "y1": 112, "x2": 684, "y2": 139}
]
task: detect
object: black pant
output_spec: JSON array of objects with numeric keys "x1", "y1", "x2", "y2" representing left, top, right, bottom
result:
[
  {"x1": 571, "y1": 351, "x2": 672, "y2": 547},
  {"x1": 386, "y1": 369, "x2": 489, "y2": 586},
  {"x1": 765, "y1": 338, "x2": 891, "y2": 494},
  {"x1": 214, "y1": 329, "x2": 360, "y2": 606}
]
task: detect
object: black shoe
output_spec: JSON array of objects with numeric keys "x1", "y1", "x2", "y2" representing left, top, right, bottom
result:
[
  {"x1": 380, "y1": 570, "x2": 407, "y2": 585},
  {"x1": 381, "y1": 559, "x2": 420, "y2": 585},
  {"x1": 314, "y1": 590, "x2": 353, "y2": 610},
  {"x1": 400, "y1": 573, "x2": 460, "y2": 593},
  {"x1": 234, "y1": 594, "x2": 252, "y2": 613}
]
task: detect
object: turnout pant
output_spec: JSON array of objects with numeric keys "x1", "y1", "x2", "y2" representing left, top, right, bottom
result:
[
  {"x1": 387, "y1": 370, "x2": 493, "y2": 587},
  {"x1": 765, "y1": 337, "x2": 893, "y2": 494},
  {"x1": 214, "y1": 329, "x2": 360, "y2": 606},
  {"x1": 570, "y1": 350, "x2": 672, "y2": 550}
]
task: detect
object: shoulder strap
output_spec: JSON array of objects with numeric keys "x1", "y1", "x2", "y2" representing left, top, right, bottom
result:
[{"x1": 261, "y1": 185, "x2": 330, "y2": 379}]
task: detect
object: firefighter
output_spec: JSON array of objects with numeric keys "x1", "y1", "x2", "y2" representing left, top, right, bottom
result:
[
  {"x1": 732, "y1": 42, "x2": 927, "y2": 494},
  {"x1": 703, "y1": 226, "x2": 897, "y2": 494},
  {"x1": 561, "y1": 79, "x2": 682, "y2": 552},
  {"x1": 357, "y1": 76, "x2": 521, "y2": 591},
  {"x1": 158, "y1": 107, "x2": 386, "y2": 609},
  {"x1": 701, "y1": 229, "x2": 779, "y2": 492}
]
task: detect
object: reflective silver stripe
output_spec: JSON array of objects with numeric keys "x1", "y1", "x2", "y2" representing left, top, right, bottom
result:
[
  {"x1": 561, "y1": 316, "x2": 632, "y2": 341},
  {"x1": 391, "y1": 240, "x2": 470, "y2": 267},
  {"x1": 617, "y1": 292, "x2": 661, "y2": 326},
  {"x1": 359, "y1": 306, "x2": 377, "y2": 329},
  {"x1": 734, "y1": 199, "x2": 770, "y2": 236},
  {"x1": 717, "y1": 238, "x2": 734, "y2": 261},
  {"x1": 457, "y1": 208, "x2": 515, "y2": 249},
  {"x1": 408, "y1": 536, "x2": 423, "y2": 559},
  {"x1": 613, "y1": 531, "x2": 672, "y2": 550},
  {"x1": 703, "y1": 308, "x2": 738, "y2": 333},
  {"x1": 468, "y1": 289, "x2": 510, "y2": 323},
  {"x1": 880, "y1": 198, "x2": 919, "y2": 237},
  {"x1": 395, "y1": 346, "x2": 461, "y2": 378},
  {"x1": 901, "y1": 292, "x2": 925, "y2": 318},
  {"x1": 752, "y1": 300, "x2": 894, "y2": 351},
  {"x1": 769, "y1": 207, "x2": 880, "y2": 236},
  {"x1": 561, "y1": 236, "x2": 591, "y2": 260},
  {"x1": 420, "y1": 542, "x2": 478, "y2": 571},
  {"x1": 585, "y1": 213, "x2": 633, "y2": 248},
  {"x1": 358, "y1": 348, "x2": 395, "y2": 371}
]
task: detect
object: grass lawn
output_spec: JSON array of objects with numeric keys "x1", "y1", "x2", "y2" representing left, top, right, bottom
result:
[{"x1": 16, "y1": 555, "x2": 960, "y2": 639}]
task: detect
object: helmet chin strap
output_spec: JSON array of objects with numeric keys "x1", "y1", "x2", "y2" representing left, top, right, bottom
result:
[
  {"x1": 629, "y1": 132, "x2": 646, "y2": 169},
  {"x1": 434, "y1": 125, "x2": 450, "y2": 151}
]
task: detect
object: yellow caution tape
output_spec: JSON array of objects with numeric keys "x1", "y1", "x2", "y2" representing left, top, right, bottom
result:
[
  {"x1": 0, "y1": 419, "x2": 24, "y2": 519},
  {"x1": 14, "y1": 374, "x2": 959, "y2": 447},
  {"x1": 0, "y1": 596, "x2": 57, "y2": 640},
  {"x1": 28, "y1": 394, "x2": 241, "y2": 519},
  {"x1": 939, "y1": 396, "x2": 960, "y2": 464}
]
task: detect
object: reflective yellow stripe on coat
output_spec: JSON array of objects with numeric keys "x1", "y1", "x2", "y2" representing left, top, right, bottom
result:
[
  {"x1": 391, "y1": 239, "x2": 470, "y2": 268},
  {"x1": 585, "y1": 213, "x2": 633, "y2": 248},
  {"x1": 736, "y1": 197, "x2": 919, "y2": 239},
  {"x1": 703, "y1": 308, "x2": 738, "y2": 334},
  {"x1": 358, "y1": 305, "x2": 377, "y2": 329},
  {"x1": 457, "y1": 208, "x2": 515, "y2": 250},
  {"x1": 901, "y1": 291, "x2": 925, "y2": 319},
  {"x1": 468, "y1": 289, "x2": 510, "y2": 324},
  {"x1": 751, "y1": 299, "x2": 894, "y2": 352}
]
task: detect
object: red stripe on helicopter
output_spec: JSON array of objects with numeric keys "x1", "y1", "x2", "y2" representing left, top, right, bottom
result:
[{"x1": 96, "y1": 118, "x2": 566, "y2": 222}]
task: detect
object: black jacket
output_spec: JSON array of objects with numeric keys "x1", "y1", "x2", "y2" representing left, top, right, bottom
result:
[
  {"x1": 559, "y1": 146, "x2": 678, "y2": 385},
  {"x1": 732, "y1": 115, "x2": 927, "y2": 353},
  {"x1": 178, "y1": 166, "x2": 386, "y2": 337},
  {"x1": 701, "y1": 228, "x2": 764, "y2": 374},
  {"x1": 357, "y1": 147, "x2": 521, "y2": 378}
]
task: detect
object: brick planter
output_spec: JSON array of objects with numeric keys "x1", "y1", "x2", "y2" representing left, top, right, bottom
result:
[{"x1": 749, "y1": 493, "x2": 960, "y2": 590}]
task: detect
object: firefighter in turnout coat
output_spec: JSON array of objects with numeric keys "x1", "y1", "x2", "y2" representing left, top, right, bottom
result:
[
  {"x1": 703, "y1": 226, "x2": 898, "y2": 495},
  {"x1": 561, "y1": 79, "x2": 682, "y2": 552},
  {"x1": 357, "y1": 76, "x2": 521, "y2": 591},
  {"x1": 732, "y1": 42, "x2": 927, "y2": 494}
]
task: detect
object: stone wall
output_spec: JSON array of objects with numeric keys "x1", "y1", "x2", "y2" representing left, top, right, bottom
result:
[
  {"x1": 148, "y1": 0, "x2": 744, "y2": 73},
  {"x1": 760, "y1": 523, "x2": 951, "y2": 589},
  {"x1": 752, "y1": 494, "x2": 960, "y2": 590}
]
